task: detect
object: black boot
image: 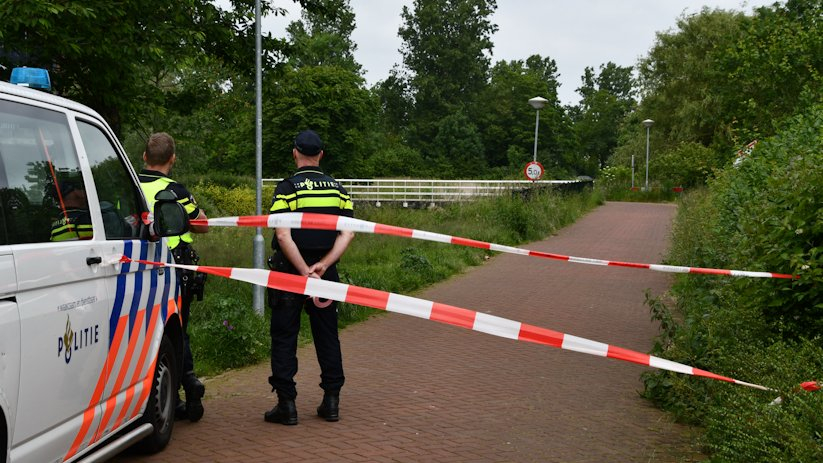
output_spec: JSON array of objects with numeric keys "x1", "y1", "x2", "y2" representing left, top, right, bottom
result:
[
  {"x1": 264, "y1": 399, "x2": 298, "y2": 425},
  {"x1": 182, "y1": 372, "x2": 205, "y2": 423},
  {"x1": 317, "y1": 391, "x2": 339, "y2": 422},
  {"x1": 174, "y1": 395, "x2": 188, "y2": 421}
]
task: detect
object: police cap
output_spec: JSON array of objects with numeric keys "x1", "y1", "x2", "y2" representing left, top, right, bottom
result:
[{"x1": 294, "y1": 130, "x2": 323, "y2": 156}]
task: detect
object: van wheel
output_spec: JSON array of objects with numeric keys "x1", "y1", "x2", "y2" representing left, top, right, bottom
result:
[
  {"x1": 1, "y1": 412, "x2": 7, "y2": 463},
  {"x1": 133, "y1": 334, "x2": 177, "y2": 453}
]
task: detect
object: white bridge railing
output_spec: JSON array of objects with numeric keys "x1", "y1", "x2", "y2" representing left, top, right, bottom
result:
[{"x1": 262, "y1": 178, "x2": 585, "y2": 204}]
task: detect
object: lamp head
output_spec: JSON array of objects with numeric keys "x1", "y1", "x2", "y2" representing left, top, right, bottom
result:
[
  {"x1": 642, "y1": 119, "x2": 655, "y2": 128},
  {"x1": 529, "y1": 96, "x2": 548, "y2": 110}
]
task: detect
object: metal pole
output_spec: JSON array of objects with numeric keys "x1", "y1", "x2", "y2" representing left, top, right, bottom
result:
[
  {"x1": 644, "y1": 126, "x2": 650, "y2": 191},
  {"x1": 532, "y1": 109, "x2": 540, "y2": 163},
  {"x1": 252, "y1": 0, "x2": 265, "y2": 315},
  {"x1": 631, "y1": 155, "x2": 635, "y2": 189}
]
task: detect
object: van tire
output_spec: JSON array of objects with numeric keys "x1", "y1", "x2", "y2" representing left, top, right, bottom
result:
[
  {"x1": 133, "y1": 334, "x2": 177, "y2": 453},
  {"x1": 1, "y1": 408, "x2": 7, "y2": 463}
]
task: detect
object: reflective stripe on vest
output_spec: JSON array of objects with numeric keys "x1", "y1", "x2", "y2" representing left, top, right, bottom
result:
[{"x1": 269, "y1": 178, "x2": 353, "y2": 214}]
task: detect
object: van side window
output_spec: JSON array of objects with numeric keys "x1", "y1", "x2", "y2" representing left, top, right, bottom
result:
[
  {"x1": 76, "y1": 121, "x2": 143, "y2": 240},
  {"x1": 0, "y1": 99, "x2": 91, "y2": 245}
]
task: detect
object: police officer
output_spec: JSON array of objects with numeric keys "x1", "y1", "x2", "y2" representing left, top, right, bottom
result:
[
  {"x1": 265, "y1": 130, "x2": 355, "y2": 425},
  {"x1": 139, "y1": 132, "x2": 209, "y2": 422},
  {"x1": 49, "y1": 180, "x2": 93, "y2": 241}
]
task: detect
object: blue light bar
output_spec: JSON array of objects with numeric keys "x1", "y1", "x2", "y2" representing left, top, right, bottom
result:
[{"x1": 10, "y1": 67, "x2": 51, "y2": 91}]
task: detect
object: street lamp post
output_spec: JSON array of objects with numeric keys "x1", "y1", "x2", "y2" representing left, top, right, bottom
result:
[
  {"x1": 252, "y1": 0, "x2": 265, "y2": 314},
  {"x1": 642, "y1": 119, "x2": 654, "y2": 191},
  {"x1": 529, "y1": 97, "x2": 548, "y2": 163}
]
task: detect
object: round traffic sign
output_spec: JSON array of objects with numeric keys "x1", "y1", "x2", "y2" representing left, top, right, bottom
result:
[{"x1": 524, "y1": 161, "x2": 544, "y2": 181}]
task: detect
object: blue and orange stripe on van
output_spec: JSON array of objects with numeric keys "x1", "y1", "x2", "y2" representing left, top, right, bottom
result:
[{"x1": 64, "y1": 241, "x2": 181, "y2": 461}]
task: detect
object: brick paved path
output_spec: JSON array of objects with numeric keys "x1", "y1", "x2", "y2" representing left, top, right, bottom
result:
[{"x1": 115, "y1": 202, "x2": 702, "y2": 462}]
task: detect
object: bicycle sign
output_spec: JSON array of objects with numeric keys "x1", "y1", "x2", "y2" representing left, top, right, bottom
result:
[{"x1": 524, "y1": 161, "x2": 544, "y2": 181}]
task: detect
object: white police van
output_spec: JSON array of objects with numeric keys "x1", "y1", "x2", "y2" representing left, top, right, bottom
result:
[{"x1": 0, "y1": 68, "x2": 189, "y2": 462}]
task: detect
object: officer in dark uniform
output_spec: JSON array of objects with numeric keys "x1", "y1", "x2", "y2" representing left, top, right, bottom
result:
[
  {"x1": 265, "y1": 130, "x2": 355, "y2": 425},
  {"x1": 139, "y1": 132, "x2": 209, "y2": 422}
]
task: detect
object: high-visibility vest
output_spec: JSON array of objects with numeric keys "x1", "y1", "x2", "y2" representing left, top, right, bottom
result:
[
  {"x1": 50, "y1": 209, "x2": 94, "y2": 241},
  {"x1": 269, "y1": 168, "x2": 353, "y2": 251},
  {"x1": 140, "y1": 174, "x2": 194, "y2": 249}
]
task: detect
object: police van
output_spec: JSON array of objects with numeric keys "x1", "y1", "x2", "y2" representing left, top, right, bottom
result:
[{"x1": 0, "y1": 69, "x2": 190, "y2": 462}]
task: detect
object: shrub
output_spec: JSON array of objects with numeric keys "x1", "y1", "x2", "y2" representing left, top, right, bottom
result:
[
  {"x1": 643, "y1": 104, "x2": 823, "y2": 460},
  {"x1": 598, "y1": 165, "x2": 632, "y2": 190},
  {"x1": 704, "y1": 339, "x2": 823, "y2": 462},
  {"x1": 193, "y1": 181, "x2": 269, "y2": 217},
  {"x1": 364, "y1": 143, "x2": 429, "y2": 178},
  {"x1": 653, "y1": 141, "x2": 722, "y2": 187},
  {"x1": 710, "y1": 105, "x2": 823, "y2": 338}
]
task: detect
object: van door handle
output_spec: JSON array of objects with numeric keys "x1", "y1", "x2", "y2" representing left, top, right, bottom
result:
[{"x1": 86, "y1": 256, "x2": 103, "y2": 266}]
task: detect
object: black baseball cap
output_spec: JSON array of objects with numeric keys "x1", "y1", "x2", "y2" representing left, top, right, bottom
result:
[{"x1": 294, "y1": 130, "x2": 323, "y2": 156}]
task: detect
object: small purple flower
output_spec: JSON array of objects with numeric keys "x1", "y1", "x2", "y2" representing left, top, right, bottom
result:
[{"x1": 222, "y1": 319, "x2": 235, "y2": 331}]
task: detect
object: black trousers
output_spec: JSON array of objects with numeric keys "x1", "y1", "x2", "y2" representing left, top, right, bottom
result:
[
  {"x1": 178, "y1": 283, "x2": 195, "y2": 374},
  {"x1": 172, "y1": 243, "x2": 199, "y2": 376},
  {"x1": 268, "y1": 254, "x2": 345, "y2": 401}
]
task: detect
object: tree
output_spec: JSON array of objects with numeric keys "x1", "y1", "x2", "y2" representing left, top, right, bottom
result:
[
  {"x1": 718, "y1": 0, "x2": 823, "y2": 142},
  {"x1": 140, "y1": 64, "x2": 258, "y2": 180},
  {"x1": 652, "y1": 142, "x2": 718, "y2": 187},
  {"x1": 373, "y1": 70, "x2": 412, "y2": 137},
  {"x1": 0, "y1": 0, "x2": 281, "y2": 136},
  {"x1": 636, "y1": 8, "x2": 748, "y2": 149},
  {"x1": 432, "y1": 110, "x2": 485, "y2": 177},
  {"x1": 241, "y1": 0, "x2": 376, "y2": 178},
  {"x1": 474, "y1": 56, "x2": 576, "y2": 175},
  {"x1": 618, "y1": 2, "x2": 822, "y2": 187},
  {"x1": 263, "y1": 65, "x2": 377, "y2": 178},
  {"x1": 285, "y1": 0, "x2": 361, "y2": 73},
  {"x1": 572, "y1": 63, "x2": 636, "y2": 172},
  {"x1": 635, "y1": 2, "x2": 823, "y2": 150},
  {"x1": 396, "y1": 0, "x2": 498, "y2": 155}
]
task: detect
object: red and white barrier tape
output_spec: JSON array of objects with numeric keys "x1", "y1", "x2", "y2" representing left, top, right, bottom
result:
[
  {"x1": 800, "y1": 381, "x2": 821, "y2": 392},
  {"x1": 123, "y1": 255, "x2": 796, "y2": 393},
  {"x1": 190, "y1": 213, "x2": 796, "y2": 279},
  {"x1": 770, "y1": 381, "x2": 822, "y2": 406}
]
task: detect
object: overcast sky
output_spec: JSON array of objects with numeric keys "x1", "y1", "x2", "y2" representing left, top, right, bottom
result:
[{"x1": 262, "y1": 0, "x2": 779, "y2": 106}]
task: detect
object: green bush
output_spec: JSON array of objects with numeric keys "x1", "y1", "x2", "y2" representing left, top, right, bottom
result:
[
  {"x1": 598, "y1": 165, "x2": 632, "y2": 191},
  {"x1": 710, "y1": 105, "x2": 823, "y2": 338},
  {"x1": 193, "y1": 181, "x2": 274, "y2": 217},
  {"x1": 596, "y1": 165, "x2": 683, "y2": 202},
  {"x1": 364, "y1": 143, "x2": 429, "y2": 178},
  {"x1": 654, "y1": 141, "x2": 722, "y2": 187},
  {"x1": 704, "y1": 339, "x2": 823, "y2": 462},
  {"x1": 642, "y1": 104, "x2": 823, "y2": 460}
]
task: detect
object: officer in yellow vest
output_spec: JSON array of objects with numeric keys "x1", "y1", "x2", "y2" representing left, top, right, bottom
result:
[
  {"x1": 49, "y1": 180, "x2": 93, "y2": 241},
  {"x1": 139, "y1": 132, "x2": 209, "y2": 422}
]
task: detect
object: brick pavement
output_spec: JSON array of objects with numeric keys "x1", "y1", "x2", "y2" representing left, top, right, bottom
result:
[{"x1": 114, "y1": 202, "x2": 703, "y2": 462}]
